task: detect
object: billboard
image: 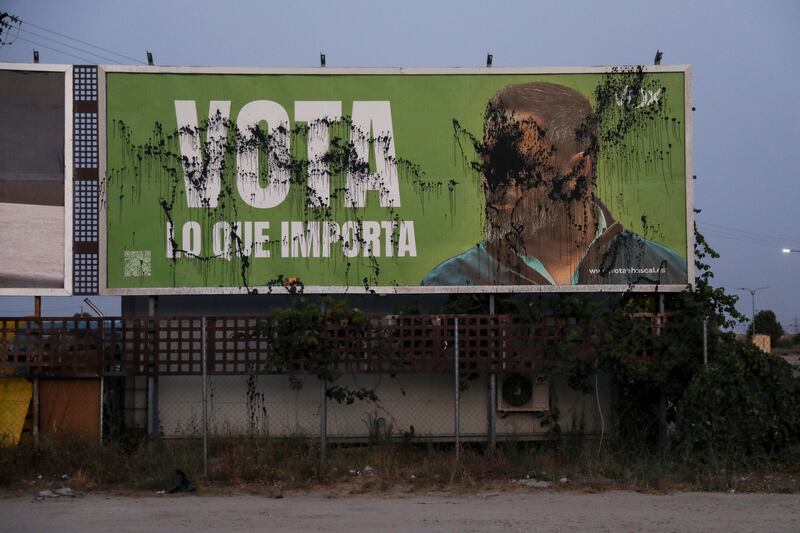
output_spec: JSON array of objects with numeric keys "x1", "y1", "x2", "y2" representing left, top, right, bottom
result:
[
  {"x1": 0, "y1": 64, "x2": 72, "y2": 295},
  {"x1": 101, "y1": 66, "x2": 692, "y2": 294}
]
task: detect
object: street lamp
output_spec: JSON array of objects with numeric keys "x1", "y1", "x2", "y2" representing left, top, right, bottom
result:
[
  {"x1": 783, "y1": 248, "x2": 799, "y2": 254},
  {"x1": 736, "y1": 287, "x2": 769, "y2": 335}
]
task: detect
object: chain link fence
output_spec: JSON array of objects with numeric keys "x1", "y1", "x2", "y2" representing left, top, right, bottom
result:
[{"x1": 2, "y1": 313, "x2": 655, "y2": 472}]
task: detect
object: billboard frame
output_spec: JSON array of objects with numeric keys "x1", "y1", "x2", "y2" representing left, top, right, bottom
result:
[
  {"x1": 0, "y1": 62, "x2": 73, "y2": 297},
  {"x1": 98, "y1": 64, "x2": 693, "y2": 295}
]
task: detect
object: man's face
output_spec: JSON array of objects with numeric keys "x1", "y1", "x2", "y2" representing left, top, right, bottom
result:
[{"x1": 482, "y1": 111, "x2": 593, "y2": 218}]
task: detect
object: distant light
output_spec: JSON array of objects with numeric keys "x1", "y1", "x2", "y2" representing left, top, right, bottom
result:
[{"x1": 783, "y1": 248, "x2": 792, "y2": 254}]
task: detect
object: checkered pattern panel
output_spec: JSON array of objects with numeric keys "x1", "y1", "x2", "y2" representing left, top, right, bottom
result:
[
  {"x1": 73, "y1": 253, "x2": 98, "y2": 294},
  {"x1": 74, "y1": 112, "x2": 98, "y2": 169},
  {"x1": 74, "y1": 66, "x2": 98, "y2": 101},
  {"x1": 72, "y1": 65, "x2": 100, "y2": 295},
  {"x1": 73, "y1": 179, "x2": 98, "y2": 242}
]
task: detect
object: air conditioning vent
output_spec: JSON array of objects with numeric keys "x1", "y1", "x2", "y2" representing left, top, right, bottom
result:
[{"x1": 498, "y1": 374, "x2": 549, "y2": 412}]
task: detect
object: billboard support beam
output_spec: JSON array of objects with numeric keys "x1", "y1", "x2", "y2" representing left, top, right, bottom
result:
[
  {"x1": 147, "y1": 296, "x2": 159, "y2": 445},
  {"x1": 32, "y1": 377, "x2": 39, "y2": 449},
  {"x1": 488, "y1": 295, "x2": 497, "y2": 452},
  {"x1": 454, "y1": 317, "x2": 461, "y2": 462},
  {"x1": 657, "y1": 292, "x2": 669, "y2": 454},
  {"x1": 201, "y1": 316, "x2": 208, "y2": 479},
  {"x1": 319, "y1": 379, "x2": 327, "y2": 467}
]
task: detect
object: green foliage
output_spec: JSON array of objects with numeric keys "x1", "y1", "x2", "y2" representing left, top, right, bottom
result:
[
  {"x1": 326, "y1": 384, "x2": 378, "y2": 405},
  {"x1": 773, "y1": 334, "x2": 798, "y2": 349},
  {"x1": 533, "y1": 224, "x2": 800, "y2": 464},
  {"x1": 393, "y1": 297, "x2": 422, "y2": 315},
  {"x1": 439, "y1": 294, "x2": 518, "y2": 314},
  {"x1": 675, "y1": 343, "x2": 800, "y2": 463},
  {"x1": 747, "y1": 310, "x2": 785, "y2": 345},
  {"x1": 256, "y1": 297, "x2": 377, "y2": 404}
]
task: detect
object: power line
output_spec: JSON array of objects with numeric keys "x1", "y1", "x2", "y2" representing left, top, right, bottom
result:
[
  {"x1": 21, "y1": 27, "x2": 121, "y2": 64},
  {"x1": 18, "y1": 17, "x2": 144, "y2": 64},
  {"x1": 699, "y1": 221, "x2": 800, "y2": 246},
  {"x1": 14, "y1": 35, "x2": 96, "y2": 64},
  {"x1": 698, "y1": 225, "x2": 800, "y2": 249},
  {"x1": 700, "y1": 235, "x2": 774, "y2": 250},
  {"x1": 699, "y1": 230, "x2": 783, "y2": 248},
  {"x1": 700, "y1": 230, "x2": 791, "y2": 248}
]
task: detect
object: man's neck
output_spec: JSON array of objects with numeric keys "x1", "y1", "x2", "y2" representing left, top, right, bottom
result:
[{"x1": 490, "y1": 200, "x2": 599, "y2": 284}]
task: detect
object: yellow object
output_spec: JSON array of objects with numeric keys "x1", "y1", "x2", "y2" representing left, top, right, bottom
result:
[
  {"x1": 1, "y1": 320, "x2": 16, "y2": 352},
  {"x1": 0, "y1": 378, "x2": 32, "y2": 445}
]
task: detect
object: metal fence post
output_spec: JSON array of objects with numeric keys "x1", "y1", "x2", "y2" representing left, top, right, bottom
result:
[
  {"x1": 201, "y1": 317, "x2": 208, "y2": 479},
  {"x1": 657, "y1": 293, "x2": 669, "y2": 454},
  {"x1": 319, "y1": 300, "x2": 328, "y2": 469},
  {"x1": 454, "y1": 317, "x2": 460, "y2": 462},
  {"x1": 147, "y1": 297, "x2": 159, "y2": 445},
  {"x1": 147, "y1": 375, "x2": 158, "y2": 442},
  {"x1": 33, "y1": 377, "x2": 39, "y2": 449},
  {"x1": 488, "y1": 295, "x2": 497, "y2": 451},
  {"x1": 320, "y1": 379, "x2": 327, "y2": 468}
]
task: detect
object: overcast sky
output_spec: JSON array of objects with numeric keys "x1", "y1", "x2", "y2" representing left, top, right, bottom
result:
[{"x1": 0, "y1": 0, "x2": 798, "y2": 330}]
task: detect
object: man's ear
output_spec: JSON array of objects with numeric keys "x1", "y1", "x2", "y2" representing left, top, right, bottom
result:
[{"x1": 567, "y1": 151, "x2": 592, "y2": 177}]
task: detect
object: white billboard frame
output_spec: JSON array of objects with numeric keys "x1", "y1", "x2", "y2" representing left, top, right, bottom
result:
[
  {"x1": 97, "y1": 64, "x2": 693, "y2": 295},
  {"x1": 0, "y1": 62, "x2": 73, "y2": 296}
]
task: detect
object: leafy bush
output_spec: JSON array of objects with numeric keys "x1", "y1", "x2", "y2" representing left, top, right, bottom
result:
[
  {"x1": 675, "y1": 343, "x2": 800, "y2": 464},
  {"x1": 256, "y1": 298, "x2": 377, "y2": 404}
]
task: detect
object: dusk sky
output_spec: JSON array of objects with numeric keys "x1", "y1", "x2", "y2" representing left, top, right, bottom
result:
[{"x1": 0, "y1": 0, "x2": 798, "y2": 331}]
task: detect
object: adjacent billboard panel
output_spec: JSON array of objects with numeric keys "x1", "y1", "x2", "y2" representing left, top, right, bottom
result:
[
  {"x1": 101, "y1": 66, "x2": 692, "y2": 294},
  {"x1": 0, "y1": 64, "x2": 72, "y2": 295}
]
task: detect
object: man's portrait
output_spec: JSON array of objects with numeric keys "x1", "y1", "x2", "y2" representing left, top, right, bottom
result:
[{"x1": 423, "y1": 81, "x2": 687, "y2": 286}]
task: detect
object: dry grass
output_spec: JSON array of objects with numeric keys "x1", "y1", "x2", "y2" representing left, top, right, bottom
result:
[{"x1": 2, "y1": 436, "x2": 799, "y2": 495}]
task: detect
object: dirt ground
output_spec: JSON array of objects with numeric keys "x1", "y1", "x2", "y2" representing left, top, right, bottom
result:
[{"x1": 2, "y1": 490, "x2": 799, "y2": 532}]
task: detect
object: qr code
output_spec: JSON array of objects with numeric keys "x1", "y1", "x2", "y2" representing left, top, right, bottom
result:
[{"x1": 124, "y1": 250, "x2": 152, "y2": 277}]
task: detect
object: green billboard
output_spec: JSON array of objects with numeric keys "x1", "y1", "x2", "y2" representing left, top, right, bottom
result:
[{"x1": 102, "y1": 66, "x2": 692, "y2": 294}]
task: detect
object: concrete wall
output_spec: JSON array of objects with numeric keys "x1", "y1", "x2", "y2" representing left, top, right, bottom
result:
[
  {"x1": 157, "y1": 373, "x2": 611, "y2": 440},
  {"x1": 126, "y1": 294, "x2": 617, "y2": 441}
]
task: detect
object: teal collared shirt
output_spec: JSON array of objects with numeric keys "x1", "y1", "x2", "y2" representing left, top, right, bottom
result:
[
  {"x1": 517, "y1": 208, "x2": 609, "y2": 284},
  {"x1": 421, "y1": 208, "x2": 687, "y2": 286}
]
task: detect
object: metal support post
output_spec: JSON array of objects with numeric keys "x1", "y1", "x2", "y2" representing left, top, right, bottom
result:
[
  {"x1": 33, "y1": 377, "x2": 39, "y2": 449},
  {"x1": 201, "y1": 317, "x2": 208, "y2": 479},
  {"x1": 147, "y1": 296, "x2": 159, "y2": 444},
  {"x1": 657, "y1": 293, "x2": 668, "y2": 454},
  {"x1": 320, "y1": 379, "x2": 327, "y2": 467},
  {"x1": 488, "y1": 295, "x2": 497, "y2": 451},
  {"x1": 703, "y1": 317, "x2": 708, "y2": 366},
  {"x1": 33, "y1": 293, "x2": 41, "y2": 449},
  {"x1": 319, "y1": 300, "x2": 328, "y2": 468},
  {"x1": 147, "y1": 376, "x2": 159, "y2": 440},
  {"x1": 454, "y1": 317, "x2": 460, "y2": 462}
]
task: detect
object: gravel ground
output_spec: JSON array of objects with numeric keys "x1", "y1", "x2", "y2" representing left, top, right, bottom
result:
[{"x1": 2, "y1": 490, "x2": 799, "y2": 532}]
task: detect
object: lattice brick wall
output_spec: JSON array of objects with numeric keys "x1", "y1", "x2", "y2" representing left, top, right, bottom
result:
[{"x1": 72, "y1": 66, "x2": 99, "y2": 294}]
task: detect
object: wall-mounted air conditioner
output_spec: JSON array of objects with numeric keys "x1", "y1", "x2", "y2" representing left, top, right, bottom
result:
[{"x1": 498, "y1": 373, "x2": 549, "y2": 412}]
